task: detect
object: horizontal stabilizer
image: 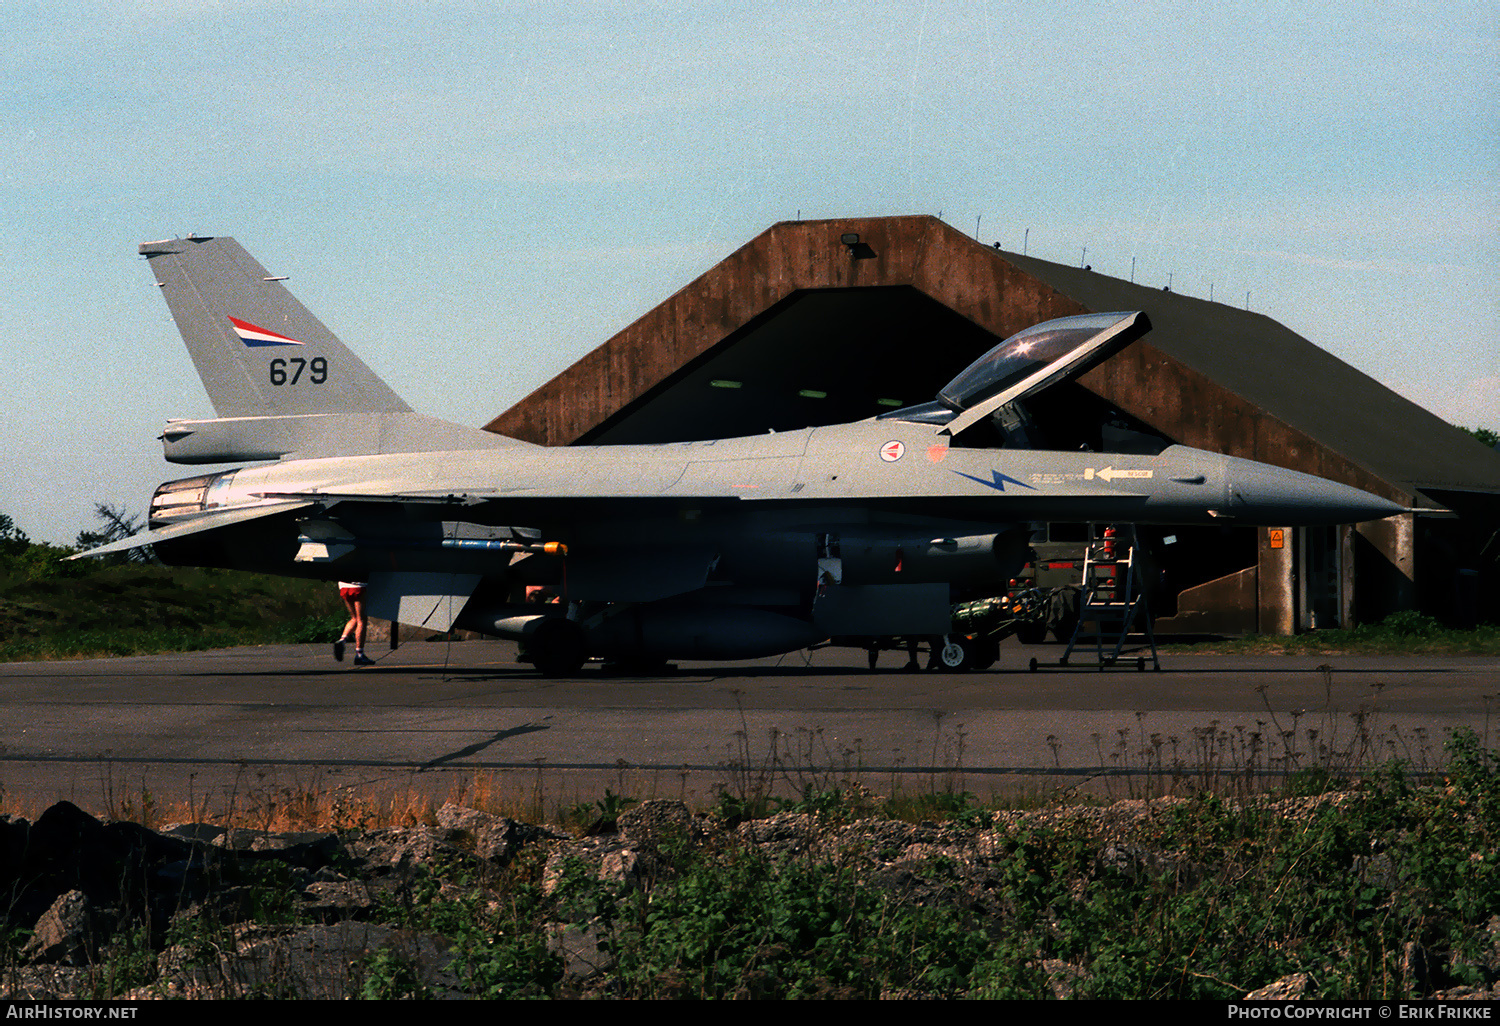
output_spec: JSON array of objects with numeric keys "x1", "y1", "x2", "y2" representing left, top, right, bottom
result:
[{"x1": 67, "y1": 501, "x2": 314, "y2": 560}]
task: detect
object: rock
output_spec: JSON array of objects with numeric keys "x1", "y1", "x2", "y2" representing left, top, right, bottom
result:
[
  {"x1": 341, "y1": 826, "x2": 469, "y2": 878},
  {"x1": 154, "y1": 921, "x2": 460, "y2": 999},
  {"x1": 736, "y1": 812, "x2": 818, "y2": 855},
  {"x1": 21, "y1": 890, "x2": 99, "y2": 966},
  {"x1": 435, "y1": 803, "x2": 560, "y2": 865},
  {"x1": 300, "y1": 880, "x2": 384, "y2": 923},
  {"x1": 548, "y1": 920, "x2": 616, "y2": 980},
  {"x1": 206, "y1": 827, "x2": 341, "y2": 870},
  {"x1": 616, "y1": 799, "x2": 695, "y2": 847},
  {"x1": 542, "y1": 836, "x2": 642, "y2": 896}
]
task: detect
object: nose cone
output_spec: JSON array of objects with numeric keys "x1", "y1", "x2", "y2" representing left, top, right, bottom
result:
[{"x1": 1225, "y1": 457, "x2": 1406, "y2": 524}]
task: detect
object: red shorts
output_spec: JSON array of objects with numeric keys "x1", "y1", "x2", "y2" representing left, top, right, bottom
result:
[{"x1": 339, "y1": 586, "x2": 364, "y2": 600}]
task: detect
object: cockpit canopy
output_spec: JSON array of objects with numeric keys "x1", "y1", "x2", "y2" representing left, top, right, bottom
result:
[
  {"x1": 876, "y1": 310, "x2": 1152, "y2": 444},
  {"x1": 876, "y1": 310, "x2": 1153, "y2": 448},
  {"x1": 937, "y1": 311, "x2": 1149, "y2": 414}
]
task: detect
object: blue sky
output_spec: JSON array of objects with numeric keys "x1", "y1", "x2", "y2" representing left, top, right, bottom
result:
[{"x1": 2, "y1": 0, "x2": 1495, "y2": 544}]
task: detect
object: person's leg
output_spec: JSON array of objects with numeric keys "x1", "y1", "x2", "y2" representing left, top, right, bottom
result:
[
  {"x1": 351, "y1": 596, "x2": 374, "y2": 664},
  {"x1": 335, "y1": 591, "x2": 357, "y2": 661}
]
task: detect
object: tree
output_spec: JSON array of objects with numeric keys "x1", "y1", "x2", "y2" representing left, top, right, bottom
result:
[
  {"x1": 1458, "y1": 426, "x2": 1499, "y2": 448},
  {"x1": 0, "y1": 511, "x2": 32, "y2": 557},
  {"x1": 75, "y1": 503, "x2": 152, "y2": 563},
  {"x1": 0, "y1": 512, "x2": 82, "y2": 580}
]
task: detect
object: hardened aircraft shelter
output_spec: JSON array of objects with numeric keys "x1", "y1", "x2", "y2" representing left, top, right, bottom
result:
[{"x1": 487, "y1": 216, "x2": 1500, "y2": 633}]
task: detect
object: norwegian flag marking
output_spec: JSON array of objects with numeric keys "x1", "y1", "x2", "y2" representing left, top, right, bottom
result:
[{"x1": 229, "y1": 316, "x2": 305, "y2": 347}]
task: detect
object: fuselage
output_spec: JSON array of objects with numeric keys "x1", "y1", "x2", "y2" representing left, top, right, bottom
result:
[{"x1": 171, "y1": 418, "x2": 1394, "y2": 538}]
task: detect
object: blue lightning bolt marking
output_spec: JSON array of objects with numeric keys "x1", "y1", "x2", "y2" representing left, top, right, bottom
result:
[{"x1": 952, "y1": 469, "x2": 1035, "y2": 492}]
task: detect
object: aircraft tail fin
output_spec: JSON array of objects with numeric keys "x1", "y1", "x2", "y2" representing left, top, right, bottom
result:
[{"x1": 139, "y1": 236, "x2": 412, "y2": 418}]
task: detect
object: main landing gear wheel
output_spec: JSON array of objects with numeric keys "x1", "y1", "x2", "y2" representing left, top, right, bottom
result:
[
  {"x1": 969, "y1": 640, "x2": 1000, "y2": 671},
  {"x1": 528, "y1": 618, "x2": 587, "y2": 678},
  {"x1": 927, "y1": 635, "x2": 973, "y2": 672}
]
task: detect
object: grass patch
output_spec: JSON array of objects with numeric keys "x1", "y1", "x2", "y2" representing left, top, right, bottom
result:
[
  {"x1": 0, "y1": 563, "x2": 343, "y2": 661},
  {"x1": 1163, "y1": 611, "x2": 1500, "y2": 656}
]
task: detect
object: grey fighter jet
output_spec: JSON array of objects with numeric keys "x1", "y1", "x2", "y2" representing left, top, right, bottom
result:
[{"x1": 77, "y1": 236, "x2": 1406, "y2": 674}]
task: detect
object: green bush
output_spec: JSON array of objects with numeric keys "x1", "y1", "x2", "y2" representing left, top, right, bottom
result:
[
  {"x1": 605, "y1": 844, "x2": 999, "y2": 999},
  {"x1": 1380, "y1": 609, "x2": 1443, "y2": 638}
]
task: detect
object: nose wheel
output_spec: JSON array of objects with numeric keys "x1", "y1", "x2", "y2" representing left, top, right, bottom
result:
[{"x1": 927, "y1": 634, "x2": 974, "y2": 672}]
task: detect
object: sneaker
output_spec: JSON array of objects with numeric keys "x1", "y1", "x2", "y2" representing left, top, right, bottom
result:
[
  {"x1": 353, "y1": 651, "x2": 375, "y2": 666},
  {"x1": 333, "y1": 637, "x2": 347, "y2": 662}
]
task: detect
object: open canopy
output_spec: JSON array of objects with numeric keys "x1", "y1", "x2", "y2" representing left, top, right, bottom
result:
[{"x1": 939, "y1": 311, "x2": 1150, "y2": 414}]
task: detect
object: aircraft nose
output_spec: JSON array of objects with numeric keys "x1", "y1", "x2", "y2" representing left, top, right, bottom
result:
[{"x1": 1224, "y1": 457, "x2": 1406, "y2": 524}]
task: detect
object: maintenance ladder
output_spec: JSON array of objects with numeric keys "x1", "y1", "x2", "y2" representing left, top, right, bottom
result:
[{"x1": 1032, "y1": 523, "x2": 1160, "y2": 672}]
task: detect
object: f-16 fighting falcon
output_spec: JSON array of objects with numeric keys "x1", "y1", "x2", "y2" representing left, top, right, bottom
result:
[{"x1": 76, "y1": 236, "x2": 1406, "y2": 675}]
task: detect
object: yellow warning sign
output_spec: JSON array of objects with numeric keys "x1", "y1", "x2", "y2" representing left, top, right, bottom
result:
[{"x1": 1269, "y1": 529, "x2": 1285, "y2": 549}]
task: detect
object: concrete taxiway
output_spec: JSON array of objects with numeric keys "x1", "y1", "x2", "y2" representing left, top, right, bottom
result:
[{"x1": 0, "y1": 640, "x2": 1495, "y2": 817}]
